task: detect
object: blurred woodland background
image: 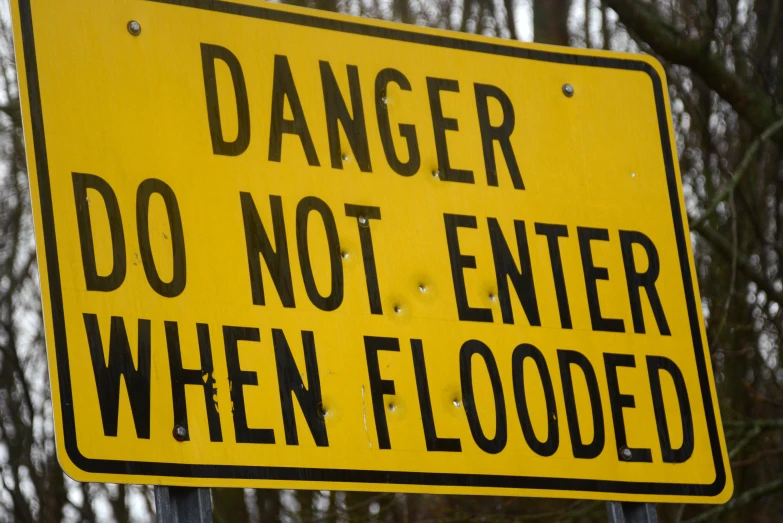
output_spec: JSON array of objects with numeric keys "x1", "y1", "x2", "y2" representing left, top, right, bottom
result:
[{"x1": 0, "y1": 0, "x2": 782, "y2": 521}]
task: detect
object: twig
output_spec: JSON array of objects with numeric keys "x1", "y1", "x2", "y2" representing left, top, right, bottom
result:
[
  {"x1": 690, "y1": 222, "x2": 783, "y2": 306},
  {"x1": 673, "y1": 503, "x2": 686, "y2": 523},
  {"x1": 683, "y1": 478, "x2": 783, "y2": 523},
  {"x1": 712, "y1": 187, "x2": 738, "y2": 341},
  {"x1": 606, "y1": 0, "x2": 783, "y2": 136},
  {"x1": 724, "y1": 419, "x2": 783, "y2": 429},
  {"x1": 728, "y1": 424, "x2": 761, "y2": 460},
  {"x1": 690, "y1": 117, "x2": 783, "y2": 231},
  {"x1": 732, "y1": 448, "x2": 783, "y2": 468}
]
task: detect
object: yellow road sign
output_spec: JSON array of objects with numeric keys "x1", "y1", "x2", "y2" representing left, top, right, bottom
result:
[{"x1": 12, "y1": 0, "x2": 731, "y2": 503}]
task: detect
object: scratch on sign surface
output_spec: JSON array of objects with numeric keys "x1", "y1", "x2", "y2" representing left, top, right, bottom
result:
[{"x1": 361, "y1": 385, "x2": 372, "y2": 448}]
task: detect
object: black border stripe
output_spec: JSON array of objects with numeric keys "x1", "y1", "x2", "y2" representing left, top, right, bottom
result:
[{"x1": 19, "y1": 0, "x2": 726, "y2": 497}]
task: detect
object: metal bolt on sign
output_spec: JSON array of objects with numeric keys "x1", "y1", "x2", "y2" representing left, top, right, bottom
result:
[
  {"x1": 127, "y1": 20, "x2": 141, "y2": 35},
  {"x1": 172, "y1": 425, "x2": 188, "y2": 442},
  {"x1": 562, "y1": 83, "x2": 574, "y2": 97}
]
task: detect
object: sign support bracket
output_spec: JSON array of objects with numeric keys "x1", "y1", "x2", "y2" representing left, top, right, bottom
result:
[
  {"x1": 155, "y1": 486, "x2": 213, "y2": 523},
  {"x1": 606, "y1": 501, "x2": 658, "y2": 523}
]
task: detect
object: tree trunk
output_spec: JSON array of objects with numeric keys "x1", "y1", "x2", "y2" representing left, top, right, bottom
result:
[
  {"x1": 212, "y1": 488, "x2": 249, "y2": 523},
  {"x1": 533, "y1": 0, "x2": 571, "y2": 45},
  {"x1": 256, "y1": 489, "x2": 282, "y2": 522}
]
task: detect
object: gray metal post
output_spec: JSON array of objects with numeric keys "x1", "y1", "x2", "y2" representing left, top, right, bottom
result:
[
  {"x1": 606, "y1": 502, "x2": 658, "y2": 523},
  {"x1": 155, "y1": 486, "x2": 213, "y2": 523}
]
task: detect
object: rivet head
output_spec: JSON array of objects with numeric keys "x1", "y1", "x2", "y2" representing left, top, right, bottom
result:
[
  {"x1": 381, "y1": 96, "x2": 388, "y2": 105},
  {"x1": 562, "y1": 83, "x2": 574, "y2": 97},
  {"x1": 432, "y1": 169, "x2": 440, "y2": 179},
  {"x1": 358, "y1": 216, "x2": 368, "y2": 226},
  {"x1": 341, "y1": 251, "x2": 350, "y2": 260},
  {"x1": 453, "y1": 399, "x2": 461, "y2": 408},
  {"x1": 341, "y1": 154, "x2": 349, "y2": 162},
  {"x1": 394, "y1": 305, "x2": 402, "y2": 314},
  {"x1": 489, "y1": 294, "x2": 496, "y2": 302},
  {"x1": 620, "y1": 446, "x2": 633, "y2": 461},
  {"x1": 173, "y1": 425, "x2": 188, "y2": 441},
  {"x1": 388, "y1": 404, "x2": 396, "y2": 412},
  {"x1": 419, "y1": 284, "x2": 426, "y2": 292},
  {"x1": 127, "y1": 20, "x2": 142, "y2": 36}
]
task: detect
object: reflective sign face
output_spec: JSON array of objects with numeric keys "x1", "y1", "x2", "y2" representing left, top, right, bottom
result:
[{"x1": 12, "y1": 0, "x2": 731, "y2": 503}]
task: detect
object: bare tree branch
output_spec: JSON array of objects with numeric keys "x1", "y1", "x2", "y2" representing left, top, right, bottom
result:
[
  {"x1": 690, "y1": 117, "x2": 783, "y2": 231},
  {"x1": 504, "y1": 0, "x2": 517, "y2": 40},
  {"x1": 684, "y1": 478, "x2": 783, "y2": 523},
  {"x1": 605, "y1": 0, "x2": 783, "y2": 138},
  {"x1": 724, "y1": 419, "x2": 783, "y2": 429},
  {"x1": 691, "y1": 222, "x2": 783, "y2": 305}
]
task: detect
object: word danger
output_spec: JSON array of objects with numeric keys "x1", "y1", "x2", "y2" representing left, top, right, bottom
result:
[{"x1": 201, "y1": 43, "x2": 525, "y2": 187}]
